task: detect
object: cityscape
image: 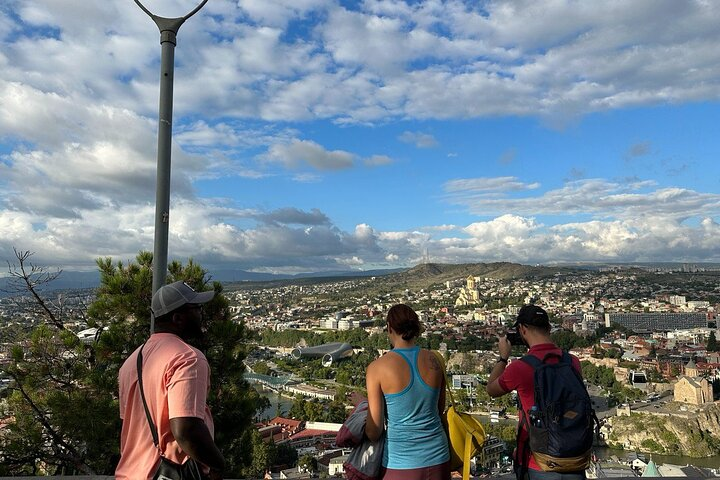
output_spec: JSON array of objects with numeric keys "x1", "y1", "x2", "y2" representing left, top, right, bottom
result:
[
  {"x1": 2, "y1": 0, "x2": 720, "y2": 478},
  {"x1": 2, "y1": 261, "x2": 720, "y2": 477}
]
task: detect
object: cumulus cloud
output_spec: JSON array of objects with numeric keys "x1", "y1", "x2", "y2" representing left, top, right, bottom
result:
[
  {"x1": 0, "y1": 201, "x2": 391, "y2": 272},
  {"x1": 402, "y1": 215, "x2": 720, "y2": 265},
  {"x1": 398, "y1": 131, "x2": 439, "y2": 148},
  {"x1": 2, "y1": 1, "x2": 720, "y2": 273},
  {"x1": 3, "y1": 1, "x2": 720, "y2": 126},
  {"x1": 385, "y1": 253, "x2": 399, "y2": 262},
  {"x1": 237, "y1": 0, "x2": 331, "y2": 28},
  {"x1": 262, "y1": 139, "x2": 355, "y2": 170}
]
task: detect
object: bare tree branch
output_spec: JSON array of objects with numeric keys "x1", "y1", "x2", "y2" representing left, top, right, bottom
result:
[{"x1": 3, "y1": 248, "x2": 65, "y2": 330}]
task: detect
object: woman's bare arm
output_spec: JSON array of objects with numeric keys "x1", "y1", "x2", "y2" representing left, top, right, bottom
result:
[{"x1": 365, "y1": 361, "x2": 385, "y2": 441}]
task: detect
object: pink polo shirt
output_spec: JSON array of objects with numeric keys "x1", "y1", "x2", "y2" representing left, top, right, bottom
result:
[{"x1": 116, "y1": 333, "x2": 214, "y2": 480}]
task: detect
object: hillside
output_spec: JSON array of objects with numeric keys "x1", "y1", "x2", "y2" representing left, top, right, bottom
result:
[
  {"x1": 373, "y1": 262, "x2": 574, "y2": 290},
  {"x1": 606, "y1": 403, "x2": 720, "y2": 457}
]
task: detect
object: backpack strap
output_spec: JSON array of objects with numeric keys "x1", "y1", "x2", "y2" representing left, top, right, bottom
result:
[{"x1": 561, "y1": 351, "x2": 585, "y2": 385}]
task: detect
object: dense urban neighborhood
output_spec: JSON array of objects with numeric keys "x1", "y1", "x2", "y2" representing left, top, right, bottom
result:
[{"x1": 2, "y1": 262, "x2": 720, "y2": 477}]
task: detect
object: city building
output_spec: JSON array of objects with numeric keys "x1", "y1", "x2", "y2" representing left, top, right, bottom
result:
[
  {"x1": 291, "y1": 342, "x2": 353, "y2": 367},
  {"x1": 605, "y1": 312, "x2": 707, "y2": 331},
  {"x1": 455, "y1": 275, "x2": 481, "y2": 306},
  {"x1": 673, "y1": 360, "x2": 714, "y2": 405}
]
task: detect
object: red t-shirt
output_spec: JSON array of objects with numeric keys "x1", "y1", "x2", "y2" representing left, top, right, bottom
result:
[{"x1": 497, "y1": 343, "x2": 582, "y2": 471}]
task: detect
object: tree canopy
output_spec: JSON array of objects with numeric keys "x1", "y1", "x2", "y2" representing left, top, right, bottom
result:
[{"x1": 0, "y1": 251, "x2": 265, "y2": 476}]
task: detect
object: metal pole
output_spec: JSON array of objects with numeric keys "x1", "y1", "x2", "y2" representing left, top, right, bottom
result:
[
  {"x1": 151, "y1": 22, "x2": 180, "y2": 303},
  {"x1": 134, "y1": 0, "x2": 208, "y2": 333}
]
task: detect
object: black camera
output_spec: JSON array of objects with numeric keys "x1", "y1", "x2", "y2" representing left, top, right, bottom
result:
[{"x1": 506, "y1": 328, "x2": 524, "y2": 346}]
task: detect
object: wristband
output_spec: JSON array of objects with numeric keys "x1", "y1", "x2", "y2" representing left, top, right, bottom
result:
[{"x1": 497, "y1": 357, "x2": 508, "y2": 365}]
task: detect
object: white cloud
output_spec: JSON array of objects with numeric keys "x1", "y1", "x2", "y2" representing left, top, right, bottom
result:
[
  {"x1": 364, "y1": 154, "x2": 393, "y2": 166},
  {"x1": 398, "y1": 131, "x2": 438, "y2": 148},
  {"x1": 262, "y1": 139, "x2": 355, "y2": 170},
  {"x1": 237, "y1": 0, "x2": 331, "y2": 28},
  {"x1": 444, "y1": 177, "x2": 720, "y2": 220},
  {"x1": 0, "y1": 201, "x2": 391, "y2": 271},
  {"x1": 445, "y1": 177, "x2": 541, "y2": 193},
  {"x1": 337, "y1": 256, "x2": 365, "y2": 266},
  {"x1": 2, "y1": 1, "x2": 720, "y2": 126},
  {"x1": 1, "y1": 1, "x2": 720, "y2": 273},
  {"x1": 400, "y1": 215, "x2": 720, "y2": 265},
  {"x1": 421, "y1": 224, "x2": 459, "y2": 232}
]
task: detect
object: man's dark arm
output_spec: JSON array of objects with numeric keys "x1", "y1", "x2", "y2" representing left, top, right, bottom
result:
[{"x1": 170, "y1": 417, "x2": 225, "y2": 474}]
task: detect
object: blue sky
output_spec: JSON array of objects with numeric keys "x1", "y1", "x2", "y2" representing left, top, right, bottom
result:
[{"x1": 1, "y1": 0, "x2": 719, "y2": 273}]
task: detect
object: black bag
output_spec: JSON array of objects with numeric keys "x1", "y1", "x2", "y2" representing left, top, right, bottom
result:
[
  {"x1": 137, "y1": 344, "x2": 208, "y2": 480},
  {"x1": 518, "y1": 351, "x2": 599, "y2": 473},
  {"x1": 153, "y1": 456, "x2": 205, "y2": 480}
]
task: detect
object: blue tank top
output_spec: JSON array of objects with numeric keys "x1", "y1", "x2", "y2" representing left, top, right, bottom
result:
[{"x1": 382, "y1": 346, "x2": 450, "y2": 469}]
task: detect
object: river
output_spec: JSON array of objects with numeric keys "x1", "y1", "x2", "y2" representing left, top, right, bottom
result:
[{"x1": 255, "y1": 386, "x2": 295, "y2": 421}]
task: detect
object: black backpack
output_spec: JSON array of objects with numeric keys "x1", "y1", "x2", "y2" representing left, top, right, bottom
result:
[{"x1": 517, "y1": 351, "x2": 599, "y2": 474}]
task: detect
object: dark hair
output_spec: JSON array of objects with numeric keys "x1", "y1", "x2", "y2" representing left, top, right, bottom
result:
[{"x1": 387, "y1": 304, "x2": 422, "y2": 341}]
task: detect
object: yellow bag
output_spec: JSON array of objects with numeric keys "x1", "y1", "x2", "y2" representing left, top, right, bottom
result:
[{"x1": 433, "y1": 351, "x2": 486, "y2": 480}]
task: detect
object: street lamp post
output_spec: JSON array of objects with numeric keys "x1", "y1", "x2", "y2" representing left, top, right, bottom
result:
[{"x1": 133, "y1": 0, "x2": 208, "y2": 332}]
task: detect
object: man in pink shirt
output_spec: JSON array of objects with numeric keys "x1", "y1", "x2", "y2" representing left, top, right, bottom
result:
[{"x1": 116, "y1": 281, "x2": 225, "y2": 480}]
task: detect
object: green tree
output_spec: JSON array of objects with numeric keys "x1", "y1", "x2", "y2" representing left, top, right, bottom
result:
[
  {"x1": 240, "y1": 429, "x2": 276, "y2": 478},
  {"x1": 253, "y1": 362, "x2": 272, "y2": 375},
  {"x1": 0, "y1": 250, "x2": 118, "y2": 474},
  {"x1": 298, "y1": 453, "x2": 318, "y2": 473},
  {"x1": 0, "y1": 250, "x2": 265, "y2": 476},
  {"x1": 707, "y1": 331, "x2": 719, "y2": 352}
]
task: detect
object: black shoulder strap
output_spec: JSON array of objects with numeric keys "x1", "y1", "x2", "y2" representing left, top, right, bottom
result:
[
  {"x1": 561, "y1": 351, "x2": 586, "y2": 385},
  {"x1": 136, "y1": 343, "x2": 162, "y2": 453},
  {"x1": 519, "y1": 354, "x2": 542, "y2": 368}
]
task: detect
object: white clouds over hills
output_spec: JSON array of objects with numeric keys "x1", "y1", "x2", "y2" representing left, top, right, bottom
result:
[{"x1": 1, "y1": 1, "x2": 719, "y2": 272}]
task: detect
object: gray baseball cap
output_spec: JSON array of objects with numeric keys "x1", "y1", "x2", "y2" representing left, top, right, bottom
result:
[{"x1": 151, "y1": 281, "x2": 215, "y2": 318}]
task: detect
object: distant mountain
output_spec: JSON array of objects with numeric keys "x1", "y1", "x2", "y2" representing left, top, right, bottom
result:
[
  {"x1": 0, "y1": 270, "x2": 101, "y2": 297},
  {"x1": 0, "y1": 266, "x2": 404, "y2": 296}
]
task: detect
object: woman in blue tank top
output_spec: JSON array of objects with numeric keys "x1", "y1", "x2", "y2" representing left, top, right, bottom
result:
[{"x1": 365, "y1": 304, "x2": 450, "y2": 480}]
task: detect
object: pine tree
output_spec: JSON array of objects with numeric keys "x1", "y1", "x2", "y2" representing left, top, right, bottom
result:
[{"x1": 0, "y1": 250, "x2": 266, "y2": 476}]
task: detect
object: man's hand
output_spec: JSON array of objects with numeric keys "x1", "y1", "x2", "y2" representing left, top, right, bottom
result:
[
  {"x1": 486, "y1": 334, "x2": 512, "y2": 398},
  {"x1": 498, "y1": 334, "x2": 512, "y2": 360}
]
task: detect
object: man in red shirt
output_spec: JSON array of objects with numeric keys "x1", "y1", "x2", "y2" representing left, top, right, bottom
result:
[
  {"x1": 116, "y1": 281, "x2": 225, "y2": 480},
  {"x1": 486, "y1": 305, "x2": 584, "y2": 480}
]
